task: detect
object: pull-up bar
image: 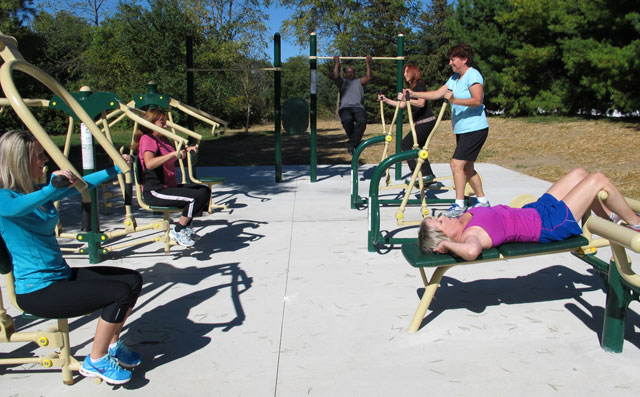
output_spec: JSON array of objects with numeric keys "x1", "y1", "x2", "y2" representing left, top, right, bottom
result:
[
  {"x1": 186, "y1": 67, "x2": 281, "y2": 72},
  {"x1": 309, "y1": 32, "x2": 405, "y2": 183},
  {"x1": 310, "y1": 56, "x2": 404, "y2": 61}
]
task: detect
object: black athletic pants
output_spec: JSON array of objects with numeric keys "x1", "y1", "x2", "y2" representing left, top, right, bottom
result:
[{"x1": 17, "y1": 266, "x2": 142, "y2": 324}]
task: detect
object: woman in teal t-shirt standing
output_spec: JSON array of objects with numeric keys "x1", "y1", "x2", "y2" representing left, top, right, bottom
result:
[{"x1": 408, "y1": 43, "x2": 490, "y2": 218}]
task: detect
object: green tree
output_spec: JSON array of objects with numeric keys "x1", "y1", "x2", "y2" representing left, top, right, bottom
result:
[
  {"x1": 447, "y1": 0, "x2": 512, "y2": 113},
  {"x1": 0, "y1": 0, "x2": 35, "y2": 33},
  {"x1": 36, "y1": 0, "x2": 119, "y2": 27},
  {"x1": 282, "y1": 55, "x2": 310, "y2": 101},
  {"x1": 83, "y1": 0, "x2": 197, "y2": 106},
  {"x1": 31, "y1": 11, "x2": 93, "y2": 86},
  {"x1": 450, "y1": 0, "x2": 640, "y2": 115},
  {"x1": 410, "y1": 0, "x2": 454, "y2": 89}
]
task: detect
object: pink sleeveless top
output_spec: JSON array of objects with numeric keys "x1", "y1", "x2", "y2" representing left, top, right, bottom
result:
[{"x1": 463, "y1": 205, "x2": 542, "y2": 247}]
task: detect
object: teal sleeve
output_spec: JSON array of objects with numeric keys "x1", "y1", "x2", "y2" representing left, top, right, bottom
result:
[
  {"x1": 0, "y1": 184, "x2": 61, "y2": 217},
  {"x1": 55, "y1": 167, "x2": 121, "y2": 201}
]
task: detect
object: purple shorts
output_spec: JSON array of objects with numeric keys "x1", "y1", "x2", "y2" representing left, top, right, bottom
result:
[{"x1": 523, "y1": 193, "x2": 583, "y2": 243}]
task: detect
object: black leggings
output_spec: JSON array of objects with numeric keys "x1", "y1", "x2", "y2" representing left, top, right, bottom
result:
[
  {"x1": 143, "y1": 183, "x2": 211, "y2": 219},
  {"x1": 401, "y1": 118, "x2": 437, "y2": 176},
  {"x1": 16, "y1": 267, "x2": 142, "y2": 324}
]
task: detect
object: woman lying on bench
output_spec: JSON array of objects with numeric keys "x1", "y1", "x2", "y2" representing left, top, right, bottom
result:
[
  {"x1": 0, "y1": 130, "x2": 142, "y2": 385},
  {"x1": 419, "y1": 167, "x2": 640, "y2": 261}
]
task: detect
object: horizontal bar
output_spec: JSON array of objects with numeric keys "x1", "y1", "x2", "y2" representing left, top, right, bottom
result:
[
  {"x1": 310, "y1": 56, "x2": 404, "y2": 61},
  {"x1": 186, "y1": 67, "x2": 281, "y2": 72}
]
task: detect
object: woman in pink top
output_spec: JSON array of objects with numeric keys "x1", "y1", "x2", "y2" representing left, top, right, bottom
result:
[
  {"x1": 419, "y1": 167, "x2": 640, "y2": 260},
  {"x1": 132, "y1": 109, "x2": 211, "y2": 247}
]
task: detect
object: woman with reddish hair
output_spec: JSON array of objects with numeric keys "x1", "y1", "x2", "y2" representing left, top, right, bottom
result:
[{"x1": 378, "y1": 64, "x2": 437, "y2": 183}]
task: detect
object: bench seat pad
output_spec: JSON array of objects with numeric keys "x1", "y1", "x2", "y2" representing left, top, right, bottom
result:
[
  {"x1": 402, "y1": 235, "x2": 589, "y2": 268},
  {"x1": 402, "y1": 244, "x2": 500, "y2": 268}
]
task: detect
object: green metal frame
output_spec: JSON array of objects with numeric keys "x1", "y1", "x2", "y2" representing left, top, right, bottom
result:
[
  {"x1": 350, "y1": 134, "x2": 386, "y2": 208},
  {"x1": 367, "y1": 150, "x2": 458, "y2": 252}
]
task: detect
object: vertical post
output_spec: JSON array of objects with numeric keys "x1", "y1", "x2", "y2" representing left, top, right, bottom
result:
[
  {"x1": 309, "y1": 32, "x2": 318, "y2": 182},
  {"x1": 601, "y1": 249, "x2": 628, "y2": 353},
  {"x1": 274, "y1": 33, "x2": 282, "y2": 183},
  {"x1": 79, "y1": 114, "x2": 102, "y2": 263},
  {"x1": 395, "y1": 33, "x2": 405, "y2": 181},
  {"x1": 186, "y1": 35, "x2": 195, "y2": 131}
]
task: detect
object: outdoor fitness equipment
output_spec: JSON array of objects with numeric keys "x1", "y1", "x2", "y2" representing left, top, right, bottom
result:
[
  {"x1": 350, "y1": 98, "x2": 400, "y2": 208},
  {"x1": 367, "y1": 98, "x2": 476, "y2": 252},
  {"x1": 400, "y1": 191, "x2": 640, "y2": 353},
  {"x1": 0, "y1": 33, "x2": 133, "y2": 264},
  {"x1": 50, "y1": 91, "x2": 197, "y2": 255},
  {"x1": 0, "y1": 31, "x2": 132, "y2": 382},
  {"x1": 309, "y1": 32, "x2": 406, "y2": 183},
  {"x1": 132, "y1": 80, "x2": 228, "y2": 136},
  {"x1": 134, "y1": 83, "x2": 228, "y2": 212},
  {"x1": 92, "y1": 82, "x2": 229, "y2": 214},
  {"x1": 131, "y1": 82, "x2": 228, "y2": 213}
]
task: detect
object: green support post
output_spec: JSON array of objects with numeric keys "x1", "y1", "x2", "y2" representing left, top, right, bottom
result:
[
  {"x1": 394, "y1": 34, "x2": 405, "y2": 182},
  {"x1": 601, "y1": 258, "x2": 628, "y2": 353},
  {"x1": 368, "y1": 149, "x2": 419, "y2": 252},
  {"x1": 274, "y1": 33, "x2": 282, "y2": 183},
  {"x1": 310, "y1": 33, "x2": 318, "y2": 182},
  {"x1": 51, "y1": 87, "x2": 112, "y2": 263},
  {"x1": 77, "y1": 89, "x2": 101, "y2": 263},
  {"x1": 350, "y1": 135, "x2": 386, "y2": 208}
]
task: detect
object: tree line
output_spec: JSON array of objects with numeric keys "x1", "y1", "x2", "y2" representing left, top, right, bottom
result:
[{"x1": 1, "y1": 0, "x2": 638, "y2": 134}]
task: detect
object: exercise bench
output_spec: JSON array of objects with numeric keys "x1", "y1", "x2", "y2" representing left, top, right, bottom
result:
[{"x1": 401, "y1": 195, "x2": 640, "y2": 353}]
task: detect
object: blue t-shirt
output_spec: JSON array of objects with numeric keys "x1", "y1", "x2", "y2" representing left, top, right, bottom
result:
[
  {"x1": 446, "y1": 67, "x2": 489, "y2": 134},
  {"x1": 0, "y1": 168, "x2": 120, "y2": 294}
]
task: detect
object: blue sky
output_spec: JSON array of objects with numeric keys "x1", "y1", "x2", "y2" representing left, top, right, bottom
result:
[{"x1": 264, "y1": 3, "x2": 305, "y2": 61}]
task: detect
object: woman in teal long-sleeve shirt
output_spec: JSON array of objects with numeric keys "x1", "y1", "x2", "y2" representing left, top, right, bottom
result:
[{"x1": 0, "y1": 130, "x2": 142, "y2": 385}]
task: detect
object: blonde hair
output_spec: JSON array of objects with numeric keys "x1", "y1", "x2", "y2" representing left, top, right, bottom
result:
[
  {"x1": 132, "y1": 108, "x2": 167, "y2": 152},
  {"x1": 0, "y1": 130, "x2": 38, "y2": 194},
  {"x1": 418, "y1": 218, "x2": 449, "y2": 254}
]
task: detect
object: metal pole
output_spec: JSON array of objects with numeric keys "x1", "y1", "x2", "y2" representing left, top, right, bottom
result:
[
  {"x1": 274, "y1": 33, "x2": 282, "y2": 183},
  {"x1": 395, "y1": 34, "x2": 405, "y2": 181},
  {"x1": 310, "y1": 32, "x2": 318, "y2": 182}
]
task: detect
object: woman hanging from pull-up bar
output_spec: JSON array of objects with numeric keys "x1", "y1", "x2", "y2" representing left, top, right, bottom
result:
[
  {"x1": 378, "y1": 64, "x2": 437, "y2": 184},
  {"x1": 132, "y1": 108, "x2": 211, "y2": 248}
]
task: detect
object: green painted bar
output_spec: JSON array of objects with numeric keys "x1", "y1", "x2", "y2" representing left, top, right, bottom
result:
[
  {"x1": 310, "y1": 33, "x2": 318, "y2": 182},
  {"x1": 274, "y1": 33, "x2": 282, "y2": 183},
  {"x1": 368, "y1": 150, "x2": 418, "y2": 251},
  {"x1": 350, "y1": 135, "x2": 386, "y2": 208},
  {"x1": 394, "y1": 34, "x2": 405, "y2": 182},
  {"x1": 601, "y1": 259, "x2": 627, "y2": 353}
]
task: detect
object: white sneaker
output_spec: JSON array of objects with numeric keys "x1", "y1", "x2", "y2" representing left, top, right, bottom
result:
[
  {"x1": 170, "y1": 227, "x2": 195, "y2": 247},
  {"x1": 442, "y1": 203, "x2": 467, "y2": 218},
  {"x1": 184, "y1": 226, "x2": 201, "y2": 241},
  {"x1": 471, "y1": 200, "x2": 490, "y2": 208}
]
